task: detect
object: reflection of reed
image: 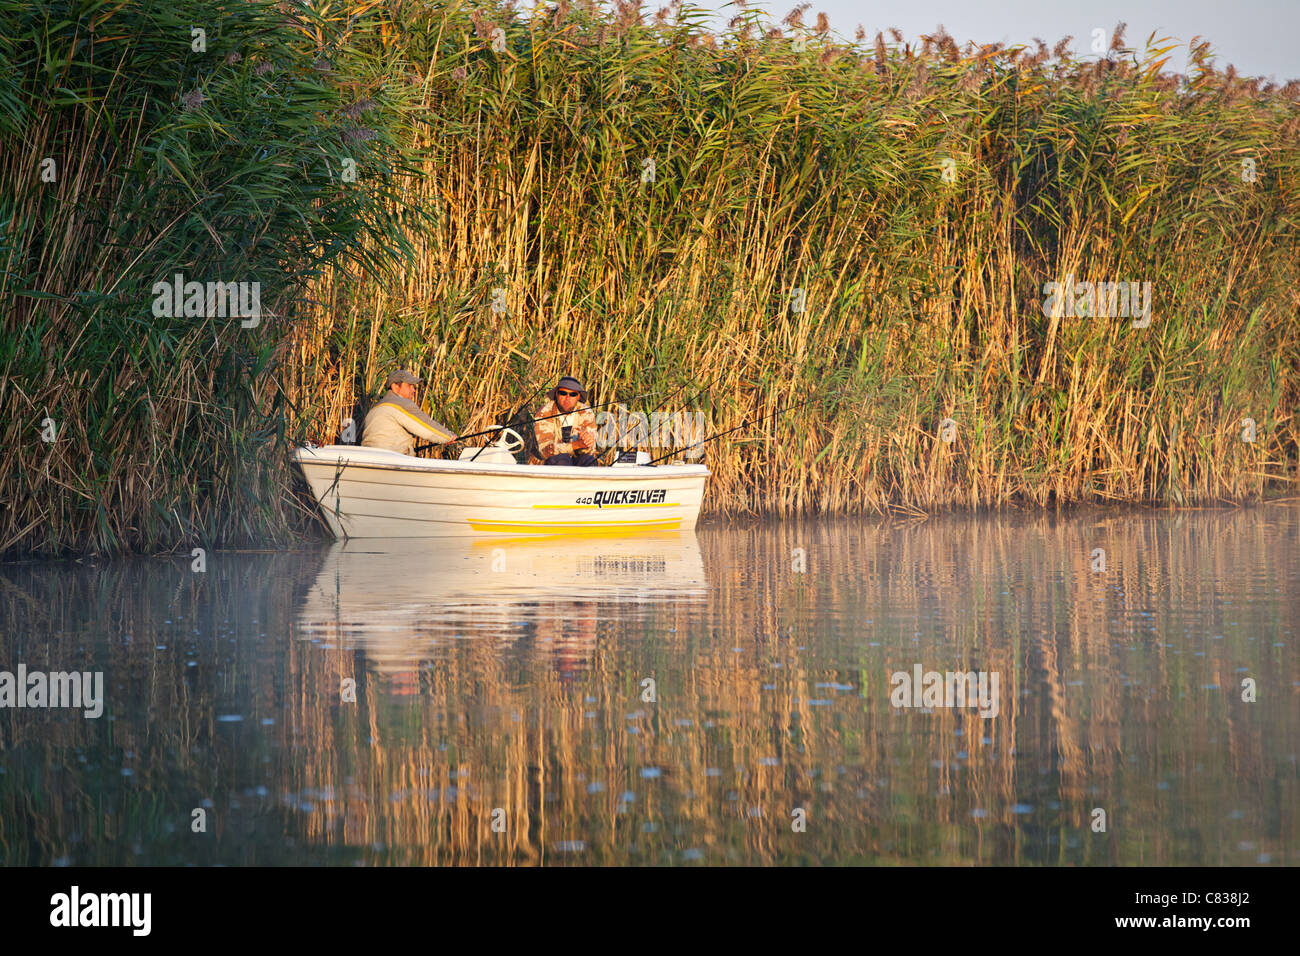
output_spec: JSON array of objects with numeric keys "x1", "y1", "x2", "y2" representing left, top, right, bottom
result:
[
  {"x1": 0, "y1": 554, "x2": 325, "y2": 864},
  {"x1": 271, "y1": 510, "x2": 1297, "y2": 865},
  {"x1": 1, "y1": 507, "x2": 1297, "y2": 865}
]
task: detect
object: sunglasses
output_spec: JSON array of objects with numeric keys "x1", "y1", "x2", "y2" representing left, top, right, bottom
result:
[{"x1": 556, "y1": 389, "x2": 580, "y2": 397}]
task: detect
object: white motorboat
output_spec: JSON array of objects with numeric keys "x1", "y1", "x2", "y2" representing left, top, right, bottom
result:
[{"x1": 293, "y1": 432, "x2": 710, "y2": 538}]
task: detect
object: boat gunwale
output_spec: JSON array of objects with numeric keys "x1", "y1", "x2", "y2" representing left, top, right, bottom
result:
[{"x1": 293, "y1": 446, "x2": 711, "y2": 481}]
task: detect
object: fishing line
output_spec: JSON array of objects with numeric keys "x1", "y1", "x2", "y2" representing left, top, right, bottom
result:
[{"x1": 645, "y1": 394, "x2": 819, "y2": 465}]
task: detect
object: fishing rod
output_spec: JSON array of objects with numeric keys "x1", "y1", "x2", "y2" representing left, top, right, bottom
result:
[
  {"x1": 467, "y1": 372, "x2": 549, "y2": 463},
  {"x1": 411, "y1": 363, "x2": 533, "y2": 458},
  {"x1": 599, "y1": 372, "x2": 724, "y2": 465},
  {"x1": 413, "y1": 360, "x2": 548, "y2": 457},
  {"x1": 645, "y1": 395, "x2": 819, "y2": 465},
  {"x1": 414, "y1": 388, "x2": 663, "y2": 454},
  {"x1": 598, "y1": 378, "x2": 693, "y2": 465}
]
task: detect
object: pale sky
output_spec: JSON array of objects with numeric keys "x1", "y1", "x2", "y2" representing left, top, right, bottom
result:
[{"x1": 681, "y1": 0, "x2": 1299, "y2": 81}]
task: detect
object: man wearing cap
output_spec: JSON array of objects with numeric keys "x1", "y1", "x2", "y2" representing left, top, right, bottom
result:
[
  {"x1": 360, "y1": 369, "x2": 456, "y2": 456},
  {"x1": 534, "y1": 375, "x2": 598, "y2": 466}
]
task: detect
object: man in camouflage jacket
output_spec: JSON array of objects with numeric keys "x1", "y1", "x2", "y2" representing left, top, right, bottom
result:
[{"x1": 534, "y1": 375, "x2": 598, "y2": 466}]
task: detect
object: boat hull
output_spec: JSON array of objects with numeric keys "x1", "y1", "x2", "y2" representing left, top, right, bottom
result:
[{"x1": 293, "y1": 446, "x2": 710, "y2": 538}]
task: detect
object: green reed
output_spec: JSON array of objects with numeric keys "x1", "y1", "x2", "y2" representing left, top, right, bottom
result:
[
  {"x1": 3, "y1": 1, "x2": 1298, "y2": 555},
  {"x1": 0, "y1": 0, "x2": 425, "y2": 555}
]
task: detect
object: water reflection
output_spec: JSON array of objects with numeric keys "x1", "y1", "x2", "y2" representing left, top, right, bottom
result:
[
  {"x1": 0, "y1": 508, "x2": 1296, "y2": 866},
  {"x1": 299, "y1": 535, "x2": 708, "y2": 686}
]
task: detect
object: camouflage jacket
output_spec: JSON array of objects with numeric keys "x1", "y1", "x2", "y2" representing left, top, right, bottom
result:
[{"x1": 533, "y1": 399, "x2": 597, "y2": 462}]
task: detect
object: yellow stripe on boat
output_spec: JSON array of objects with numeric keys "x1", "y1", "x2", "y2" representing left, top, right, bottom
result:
[
  {"x1": 466, "y1": 518, "x2": 682, "y2": 534},
  {"x1": 531, "y1": 502, "x2": 682, "y2": 509}
]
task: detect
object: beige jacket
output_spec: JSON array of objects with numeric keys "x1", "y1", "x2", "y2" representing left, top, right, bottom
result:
[
  {"x1": 361, "y1": 390, "x2": 455, "y2": 456},
  {"x1": 533, "y1": 398, "x2": 597, "y2": 462}
]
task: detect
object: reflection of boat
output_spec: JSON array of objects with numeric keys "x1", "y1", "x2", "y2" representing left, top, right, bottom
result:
[
  {"x1": 293, "y1": 445, "x2": 709, "y2": 539},
  {"x1": 295, "y1": 534, "x2": 709, "y2": 677},
  {"x1": 302, "y1": 534, "x2": 708, "y2": 609}
]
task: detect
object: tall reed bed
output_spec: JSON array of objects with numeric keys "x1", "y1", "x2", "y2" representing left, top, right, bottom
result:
[
  {"x1": 3, "y1": 1, "x2": 1298, "y2": 555},
  {"x1": 290, "y1": 2, "x2": 1300, "y2": 518}
]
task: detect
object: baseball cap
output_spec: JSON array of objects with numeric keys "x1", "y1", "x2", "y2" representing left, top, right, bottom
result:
[{"x1": 385, "y1": 369, "x2": 424, "y2": 388}]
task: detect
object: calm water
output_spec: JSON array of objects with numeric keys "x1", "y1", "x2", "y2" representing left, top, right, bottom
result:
[{"x1": 1, "y1": 507, "x2": 1296, "y2": 865}]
